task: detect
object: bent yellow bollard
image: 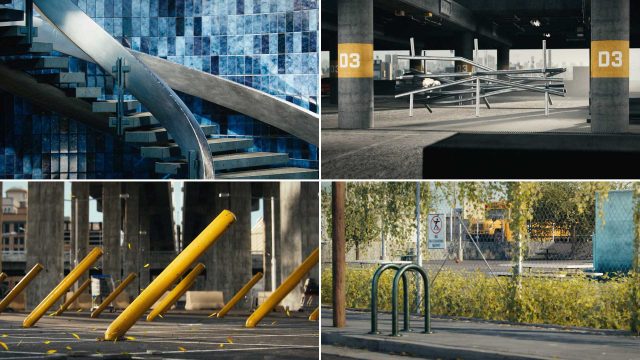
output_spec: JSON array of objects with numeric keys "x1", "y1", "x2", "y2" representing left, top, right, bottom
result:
[
  {"x1": 24, "y1": 247, "x2": 103, "y2": 328},
  {"x1": 0, "y1": 272, "x2": 7, "y2": 283},
  {"x1": 246, "y1": 248, "x2": 319, "y2": 328},
  {"x1": 217, "y1": 272, "x2": 263, "y2": 318},
  {"x1": 309, "y1": 307, "x2": 319, "y2": 321},
  {"x1": 146, "y1": 263, "x2": 205, "y2": 322},
  {"x1": 104, "y1": 210, "x2": 236, "y2": 340},
  {"x1": 0, "y1": 263, "x2": 43, "y2": 313},
  {"x1": 91, "y1": 273, "x2": 137, "y2": 318},
  {"x1": 53, "y1": 278, "x2": 91, "y2": 316}
]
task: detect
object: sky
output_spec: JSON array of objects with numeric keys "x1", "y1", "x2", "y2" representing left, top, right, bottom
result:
[{"x1": 3, "y1": 182, "x2": 262, "y2": 229}]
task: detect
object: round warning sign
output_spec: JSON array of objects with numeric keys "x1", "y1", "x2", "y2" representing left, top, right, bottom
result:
[{"x1": 430, "y1": 215, "x2": 443, "y2": 234}]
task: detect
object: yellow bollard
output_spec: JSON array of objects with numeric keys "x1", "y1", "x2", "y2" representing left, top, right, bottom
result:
[
  {"x1": 146, "y1": 263, "x2": 205, "y2": 322},
  {"x1": 53, "y1": 278, "x2": 91, "y2": 316},
  {"x1": 309, "y1": 307, "x2": 319, "y2": 321},
  {"x1": 0, "y1": 272, "x2": 7, "y2": 283},
  {"x1": 104, "y1": 210, "x2": 236, "y2": 340},
  {"x1": 0, "y1": 264, "x2": 43, "y2": 313},
  {"x1": 91, "y1": 273, "x2": 137, "y2": 318},
  {"x1": 246, "y1": 248, "x2": 319, "y2": 328},
  {"x1": 217, "y1": 272, "x2": 263, "y2": 318},
  {"x1": 23, "y1": 247, "x2": 103, "y2": 328}
]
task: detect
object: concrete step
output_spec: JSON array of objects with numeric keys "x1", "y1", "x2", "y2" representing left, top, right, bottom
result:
[
  {"x1": 3, "y1": 56, "x2": 68, "y2": 70},
  {"x1": 0, "y1": 41, "x2": 52, "y2": 54},
  {"x1": 65, "y1": 87, "x2": 102, "y2": 99},
  {"x1": 212, "y1": 152, "x2": 289, "y2": 171},
  {"x1": 0, "y1": 25, "x2": 38, "y2": 38},
  {"x1": 0, "y1": 8, "x2": 23, "y2": 22},
  {"x1": 35, "y1": 72, "x2": 86, "y2": 85},
  {"x1": 140, "y1": 138, "x2": 254, "y2": 159},
  {"x1": 108, "y1": 112, "x2": 158, "y2": 129},
  {"x1": 217, "y1": 167, "x2": 319, "y2": 179},
  {"x1": 92, "y1": 100, "x2": 139, "y2": 113},
  {"x1": 125, "y1": 124, "x2": 217, "y2": 144},
  {"x1": 155, "y1": 152, "x2": 290, "y2": 175}
]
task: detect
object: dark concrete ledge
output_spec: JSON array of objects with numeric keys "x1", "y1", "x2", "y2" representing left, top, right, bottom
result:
[{"x1": 423, "y1": 133, "x2": 640, "y2": 179}]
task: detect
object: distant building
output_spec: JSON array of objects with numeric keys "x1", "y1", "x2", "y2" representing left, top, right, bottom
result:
[{"x1": 2, "y1": 188, "x2": 27, "y2": 254}]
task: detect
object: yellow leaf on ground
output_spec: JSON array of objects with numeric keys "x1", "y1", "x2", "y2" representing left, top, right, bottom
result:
[
  {"x1": 1, "y1": 334, "x2": 7, "y2": 338},
  {"x1": 271, "y1": 321, "x2": 278, "y2": 325},
  {"x1": 124, "y1": 336, "x2": 136, "y2": 341},
  {"x1": 286, "y1": 308, "x2": 291, "y2": 317},
  {"x1": 71, "y1": 333, "x2": 80, "y2": 340},
  {"x1": 143, "y1": 264, "x2": 150, "y2": 268},
  {"x1": 178, "y1": 346, "x2": 187, "y2": 352},
  {"x1": 47, "y1": 350, "x2": 57, "y2": 354},
  {"x1": 219, "y1": 343, "x2": 224, "y2": 348},
  {"x1": 158, "y1": 314, "x2": 163, "y2": 318},
  {"x1": 226, "y1": 336, "x2": 233, "y2": 344},
  {"x1": 76, "y1": 309, "x2": 83, "y2": 312},
  {"x1": 208, "y1": 312, "x2": 217, "y2": 318},
  {"x1": 66, "y1": 346, "x2": 72, "y2": 350},
  {"x1": 0, "y1": 341, "x2": 8, "y2": 351},
  {"x1": 43, "y1": 341, "x2": 51, "y2": 345},
  {"x1": 128, "y1": 243, "x2": 132, "y2": 250}
]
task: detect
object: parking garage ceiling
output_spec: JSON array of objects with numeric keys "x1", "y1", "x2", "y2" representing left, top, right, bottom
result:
[{"x1": 322, "y1": 0, "x2": 639, "y2": 51}]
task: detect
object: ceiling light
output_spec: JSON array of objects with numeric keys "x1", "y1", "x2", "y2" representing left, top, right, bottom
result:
[
  {"x1": 530, "y1": 19, "x2": 541, "y2": 27},
  {"x1": 543, "y1": 33, "x2": 551, "y2": 38}
]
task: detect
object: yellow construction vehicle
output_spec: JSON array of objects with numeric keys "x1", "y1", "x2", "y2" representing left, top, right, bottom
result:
[{"x1": 467, "y1": 202, "x2": 513, "y2": 242}]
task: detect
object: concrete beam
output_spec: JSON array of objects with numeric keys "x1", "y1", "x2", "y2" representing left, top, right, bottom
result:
[{"x1": 26, "y1": 183, "x2": 64, "y2": 310}]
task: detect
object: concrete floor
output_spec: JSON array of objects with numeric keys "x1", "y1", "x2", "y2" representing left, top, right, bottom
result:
[
  {"x1": 321, "y1": 95, "x2": 640, "y2": 179},
  {"x1": 0, "y1": 311, "x2": 318, "y2": 359},
  {"x1": 321, "y1": 309, "x2": 640, "y2": 360}
]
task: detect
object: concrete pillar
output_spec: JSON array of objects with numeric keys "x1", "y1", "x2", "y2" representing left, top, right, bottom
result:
[
  {"x1": 278, "y1": 182, "x2": 318, "y2": 310},
  {"x1": 183, "y1": 183, "x2": 252, "y2": 308},
  {"x1": 590, "y1": 0, "x2": 629, "y2": 133},
  {"x1": 102, "y1": 183, "x2": 122, "y2": 280},
  {"x1": 497, "y1": 46, "x2": 510, "y2": 71},
  {"x1": 137, "y1": 207, "x2": 151, "y2": 292},
  {"x1": 123, "y1": 183, "x2": 140, "y2": 280},
  {"x1": 338, "y1": 0, "x2": 374, "y2": 129},
  {"x1": 71, "y1": 183, "x2": 90, "y2": 283},
  {"x1": 26, "y1": 183, "x2": 64, "y2": 310},
  {"x1": 455, "y1": 32, "x2": 474, "y2": 72}
]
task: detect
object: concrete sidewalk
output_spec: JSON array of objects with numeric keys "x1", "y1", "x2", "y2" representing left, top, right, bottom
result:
[{"x1": 321, "y1": 308, "x2": 640, "y2": 360}]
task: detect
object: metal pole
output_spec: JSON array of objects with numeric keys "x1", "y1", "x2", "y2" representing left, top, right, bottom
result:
[
  {"x1": 25, "y1": 0, "x2": 33, "y2": 46},
  {"x1": 74, "y1": 197, "x2": 79, "y2": 292},
  {"x1": 381, "y1": 227, "x2": 385, "y2": 261},
  {"x1": 416, "y1": 183, "x2": 422, "y2": 268},
  {"x1": 270, "y1": 196, "x2": 276, "y2": 292},
  {"x1": 409, "y1": 94, "x2": 414, "y2": 117},
  {"x1": 476, "y1": 77, "x2": 480, "y2": 117},
  {"x1": 543, "y1": 40, "x2": 549, "y2": 116}
]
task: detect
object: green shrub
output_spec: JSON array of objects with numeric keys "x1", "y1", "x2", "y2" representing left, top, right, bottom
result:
[{"x1": 322, "y1": 267, "x2": 632, "y2": 330}]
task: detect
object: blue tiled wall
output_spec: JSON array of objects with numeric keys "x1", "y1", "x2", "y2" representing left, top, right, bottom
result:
[
  {"x1": 0, "y1": 0, "x2": 319, "y2": 177},
  {"x1": 0, "y1": 90, "x2": 156, "y2": 179}
]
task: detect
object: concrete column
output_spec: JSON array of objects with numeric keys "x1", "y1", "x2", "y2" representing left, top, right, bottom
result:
[
  {"x1": 123, "y1": 183, "x2": 140, "y2": 279},
  {"x1": 137, "y1": 207, "x2": 151, "y2": 292},
  {"x1": 590, "y1": 0, "x2": 629, "y2": 132},
  {"x1": 275, "y1": 182, "x2": 319, "y2": 310},
  {"x1": 338, "y1": 0, "x2": 374, "y2": 129},
  {"x1": 71, "y1": 183, "x2": 90, "y2": 283},
  {"x1": 455, "y1": 32, "x2": 474, "y2": 72},
  {"x1": 497, "y1": 46, "x2": 510, "y2": 71},
  {"x1": 26, "y1": 182, "x2": 64, "y2": 310},
  {"x1": 183, "y1": 183, "x2": 252, "y2": 308},
  {"x1": 102, "y1": 183, "x2": 122, "y2": 280}
]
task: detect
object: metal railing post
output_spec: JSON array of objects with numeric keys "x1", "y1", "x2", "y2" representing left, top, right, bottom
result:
[
  {"x1": 24, "y1": 0, "x2": 33, "y2": 46},
  {"x1": 112, "y1": 57, "x2": 130, "y2": 137}
]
